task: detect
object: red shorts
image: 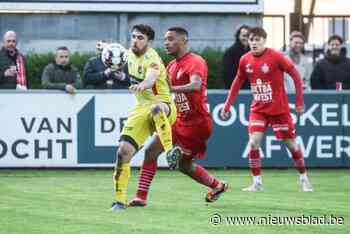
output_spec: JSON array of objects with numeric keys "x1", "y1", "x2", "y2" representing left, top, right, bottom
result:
[
  {"x1": 172, "y1": 118, "x2": 212, "y2": 160},
  {"x1": 248, "y1": 112, "x2": 296, "y2": 139}
]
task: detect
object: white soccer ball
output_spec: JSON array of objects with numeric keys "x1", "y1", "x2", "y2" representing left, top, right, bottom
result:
[{"x1": 101, "y1": 43, "x2": 128, "y2": 71}]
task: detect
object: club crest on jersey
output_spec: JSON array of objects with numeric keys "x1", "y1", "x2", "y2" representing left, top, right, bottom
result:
[
  {"x1": 261, "y1": 63, "x2": 270, "y2": 74},
  {"x1": 246, "y1": 64, "x2": 253, "y2": 73}
]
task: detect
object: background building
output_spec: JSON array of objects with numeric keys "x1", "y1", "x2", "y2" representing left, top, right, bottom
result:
[
  {"x1": 264, "y1": 0, "x2": 350, "y2": 52},
  {"x1": 0, "y1": 0, "x2": 263, "y2": 53}
]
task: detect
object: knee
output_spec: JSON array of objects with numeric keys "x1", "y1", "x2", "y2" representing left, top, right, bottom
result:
[
  {"x1": 144, "y1": 147, "x2": 154, "y2": 157},
  {"x1": 150, "y1": 105, "x2": 162, "y2": 117},
  {"x1": 286, "y1": 140, "x2": 299, "y2": 152},
  {"x1": 117, "y1": 145, "x2": 132, "y2": 161},
  {"x1": 284, "y1": 139, "x2": 299, "y2": 153},
  {"x1": 249, "y1": 138, "x2": 261, "y2": 150},
  {"x1": 144, "y1": 147, "x2": 160, "y2": 161},
  {"x1": 178, "y1": 159, "x2": 191, "y2": 175}
]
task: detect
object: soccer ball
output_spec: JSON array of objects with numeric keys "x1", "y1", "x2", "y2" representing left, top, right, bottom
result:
[{"x1": 101, "y1": 43, "x2": 128, "y2": 71}]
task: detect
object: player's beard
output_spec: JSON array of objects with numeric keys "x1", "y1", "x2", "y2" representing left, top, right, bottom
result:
[{"x1": 132, "y1": 44, "x2": 148, "y2": 57}]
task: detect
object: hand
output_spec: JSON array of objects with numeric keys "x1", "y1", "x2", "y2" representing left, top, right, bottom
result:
[
  {"x1": 114, "y1": 71, "x2": 126, "y2": 81},
  {"x1": 129, "y1": 83, "x2": 147, "y2": 92},
  {"x1": 220, "y1": 109, "x2": 230, "y2": 120},
  {"x1": 65, "y1": 84, "x2": 76, "y2": 94},
  {"x1": 4, "y1": 67, "x2": 17, "y2": 77},
  {"x1": 104, "y1": 68, "x2": 112, "y2": 76},
  {"x1": 296, "y1": 106, "x2": 304, "y2": 116}
]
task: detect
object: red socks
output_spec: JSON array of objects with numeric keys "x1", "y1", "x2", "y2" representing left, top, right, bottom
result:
[
  {"x1": 136, "y1": 160, "x2": 157, "y2": 200},
  {"x1": 249, "y1": 149, "x2": 261, "y2": 176},
  {"x1": 190, "y1": 165, "x2": 220, "y2": 189},
  {"x1": 291, "y1": 149, "x2": 306, "y2": 174},
  {"x1": 136, "y1": 160, "x2": 223, "y2": 200}
]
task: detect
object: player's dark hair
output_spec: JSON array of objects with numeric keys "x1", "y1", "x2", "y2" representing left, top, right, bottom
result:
[
  {"x1": 132, "y1": 24, "x2": 155, "y2": 41},
  {"x1": 167, "y1": 27, "x2": 189, "y2": 37},
  {"x1": 249, "y1": 27, "x2": 267, "y2": 39},
  {"x1": 235, "y1": 25, "x2": 250, "y2": 41},
  {"x1": 56, "y1": 46, "x2": 69, "y2": 51},
  {"x1": 328, "y1": 35, "x2": 343, "y2": 44}
]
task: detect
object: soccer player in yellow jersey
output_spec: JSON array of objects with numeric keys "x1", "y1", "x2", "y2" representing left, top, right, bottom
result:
[{"x1": 111, "y1": 24, "x2": 180, "y2": 211}]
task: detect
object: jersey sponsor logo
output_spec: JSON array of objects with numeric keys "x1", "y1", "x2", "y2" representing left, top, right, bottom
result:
[
  {"x1": 261, "y1": 63, "x2": 270, "y2": 74},
  {"x1": 251, "y1": 78, "x2": 273, "y2": 103},
  {"x1": 175, "y1": 93, "x2": 190, "y2": 113},
  {"x1": 246, "y1": 63, "x2": 253, "y2": 73}
]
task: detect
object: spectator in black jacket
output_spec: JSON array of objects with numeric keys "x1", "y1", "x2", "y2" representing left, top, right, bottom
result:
[
  {"x1": 222, "y1": 25, "x2": 250, "y2": 89},
  {"x1": 41, "y1": 46, "x2": 82, "y2": 94},
  {"x1": 0, "y1": 31, "x2": 29, "y2": 90},
  {"x1": 311, "y1": 35, "x2": 350, "y2": 90},
  {"x1": 95, "y1": 40, "x2": 107, "y2": 56},
  {"x1": 83, "y1": 41, "x2": 129, "y2": 89}
]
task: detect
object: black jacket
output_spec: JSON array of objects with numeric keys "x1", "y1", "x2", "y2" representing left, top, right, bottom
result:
[
  {"x1": 0, "y1": 47, "x2": 29, "y2": 89},
  {"x1": 311, "y1": 48, "x2": 350, "y2": 89},
  {"x1": 222, "y1": 41, "x2": 250, "y2": 89},
  {"x1": 83, "y1": 56, "x2": 129, "y2": 89},
  {"x1": 41, "y1": 62, "x2": 82, "y2": 90}
]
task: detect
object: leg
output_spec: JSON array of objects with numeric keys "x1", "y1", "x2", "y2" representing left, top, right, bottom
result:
[
  {"x1": 150, "y1": 103, "x2": 173, "y2": 153},
  {"x1": 272, "y1": 112, "x2": 313, "y2": 192},
  {"x1": 111, "y1": 104, "x2": 159, "y2": 210},
  {"x1": 150, "y1": 103, "x2": 182, "y2": 169},
  {"x1": 243, "y1": 131, "x2": 265, "y2": 192},
  {"x1": 284, "y1": 138, "x2": 306, "y2": 174},
  {"x1": 284, "y1": 138, "x2": 313, "y2": 192},
  {"x1": 111, "y1": 141, "x2": 136, "y2": 210},
  {"x1": 129, "y1": 135, "x2": 164, "y2": 206},
  {"x1": 178, "y1": 157, "x2": 228, "y2": 202},
  {"x1": 248, "y1": 132, "x2": 264, "y2": 177},
  {"x1": 244, "y1": 112, "x2": 268, "y2": 192}
]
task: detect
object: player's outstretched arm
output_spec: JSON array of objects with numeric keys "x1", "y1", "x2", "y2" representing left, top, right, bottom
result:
[
  {"x1": 170, "y1": 75, "x2": 201, "y2": 93},
  {"x1": 222, "y1": 57, "x2": 247, "y2": 114},
  {"x1": 222, "y1": 74, "x2": 246, "y2": 113},
  {"x1": 129, "y1": 65, "x2": 159, "y2": 92}
]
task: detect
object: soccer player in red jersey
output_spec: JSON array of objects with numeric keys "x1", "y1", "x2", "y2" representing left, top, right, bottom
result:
[
  {"x1": 221, "y1": 27, "x2": 313, "y2": 192},
  {"x1": 128, "y1": 27, "x2": 228, "y2": 206}
]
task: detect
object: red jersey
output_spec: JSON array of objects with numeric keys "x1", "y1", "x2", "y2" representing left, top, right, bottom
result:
[
  {"x1": 167, "y1": 52, "x2": 211, "y2": 124},
  {"x1": 223, "y1": 48, "x2": 304, "y2": 115}
]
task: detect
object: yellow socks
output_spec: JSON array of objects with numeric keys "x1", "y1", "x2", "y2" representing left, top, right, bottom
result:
[
  {"x1": 153, "y1": 111, "x2": 172, "y2": 152},
  {"x1": 113, "y1": 161, "x2": 130, "y2": 204}
]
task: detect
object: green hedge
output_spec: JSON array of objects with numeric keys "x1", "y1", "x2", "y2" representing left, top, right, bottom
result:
[{"x1": 26, "y1": 49, "x2": 225, "y2": 89}]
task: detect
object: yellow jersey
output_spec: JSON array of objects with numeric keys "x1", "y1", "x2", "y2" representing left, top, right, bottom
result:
[{"x1": 127, "y1": 48, "x2": 172, "y2": 105}]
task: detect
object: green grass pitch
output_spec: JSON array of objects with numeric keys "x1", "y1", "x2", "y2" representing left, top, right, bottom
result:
[{"x1": 0, "y1": 169, "x2": 349, "y2": 234}]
